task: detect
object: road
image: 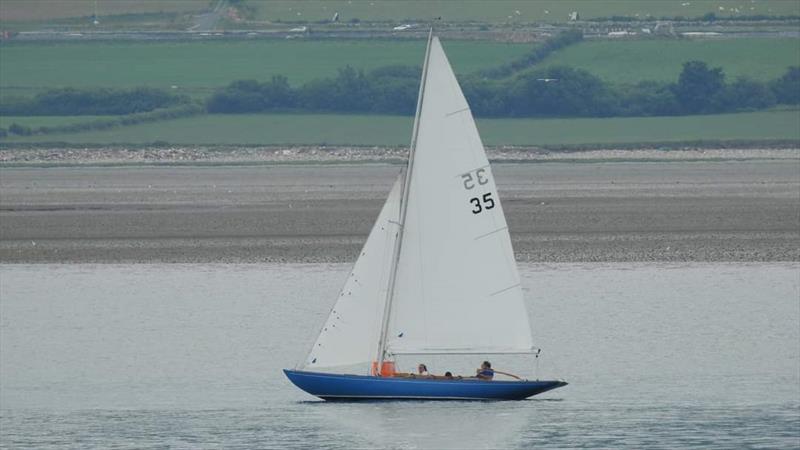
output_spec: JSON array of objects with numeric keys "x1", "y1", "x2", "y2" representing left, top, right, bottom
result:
[{"x1": 188, "y1": 0, "x2": 227, "y2": 32}]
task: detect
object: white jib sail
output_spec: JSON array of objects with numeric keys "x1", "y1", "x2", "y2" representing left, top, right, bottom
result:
[
  {"x1": 304, "y1": 177, "x2": 402, "y2": 369},
  {"x1": 386, "y1": 37, "x2": 534, "y2": 355}
]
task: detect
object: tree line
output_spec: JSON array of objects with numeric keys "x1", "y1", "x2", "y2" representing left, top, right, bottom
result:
[
  {"x1": 1, "y1": 104, "x2": 202, "y2": 138},
  {"x1": 206, "y1": 62, "x2": 799, "y2": 117},
  {"x1": 0, "y1": 87, "x2": 190, "y2": 116},
  {"x1": 202, "y1": 30, "x2": 797, "y2": 117}
]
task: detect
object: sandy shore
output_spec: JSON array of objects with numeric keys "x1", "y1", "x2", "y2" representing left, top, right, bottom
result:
[
  {"x1": 2, "y1": 146, "x2": 799, "y2": 165},
  {"x1": 1, "y1": 158, "x2": 798, "y2": 263}
]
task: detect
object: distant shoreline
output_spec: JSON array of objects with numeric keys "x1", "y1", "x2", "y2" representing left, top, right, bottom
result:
[{"x1": 1, "y1": 146, "x2": 797, "y2": 167}]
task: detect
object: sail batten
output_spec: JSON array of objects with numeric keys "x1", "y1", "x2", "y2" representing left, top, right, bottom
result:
[{"x1": 474, "y1": 226, "x2": 509, "y2": 241}]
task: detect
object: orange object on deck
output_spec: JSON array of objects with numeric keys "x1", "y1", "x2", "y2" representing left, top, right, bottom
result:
[{"x1": 371, "y1": 361, "x2": 397, "y2": 377}]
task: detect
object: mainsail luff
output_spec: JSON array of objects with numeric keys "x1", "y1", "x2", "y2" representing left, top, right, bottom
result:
[{"x1": 375, "y1": 29, "x2": 434, "y2": 372}]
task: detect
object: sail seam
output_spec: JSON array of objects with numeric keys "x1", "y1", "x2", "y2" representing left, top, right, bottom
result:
[
  {"x1": 474, "y1": 226, "x2": 508, "y2": 241},
  {"x1": 490, "y1": 283, "x2": 521, "y2": 297},
  {"x1": 445, "y1": 106, "x2": 470, "y2": 117}
]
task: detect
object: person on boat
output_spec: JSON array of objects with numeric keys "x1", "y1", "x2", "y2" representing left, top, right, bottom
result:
[
  {"x1": 408, "y1": 363, "x2": 433, "y2": 378},
  {"x1": 476, "y1": 361, "x2": 495, "y2": 380},
  {"x1": 434, "y1": 371, "x2": 462, "y2": 380},
  {"x1": 393, "y1": 363, "x2": 432, "y2": 378},
  {"x1": 475, "y1": 361, "x2": 523, "y2": 381}
]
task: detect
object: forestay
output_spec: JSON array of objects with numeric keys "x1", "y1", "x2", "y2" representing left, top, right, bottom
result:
[
  {"x1": 386, "y1": 37, "x2": 534, "y2": 355},
  {"x1": 304, "y1": 177, "x2": 402, "y2": 369}
]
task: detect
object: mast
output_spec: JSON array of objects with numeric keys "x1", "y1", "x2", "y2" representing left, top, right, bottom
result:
[{"x1": 375, "y1": 28, "x2": 434, "y2": 373}]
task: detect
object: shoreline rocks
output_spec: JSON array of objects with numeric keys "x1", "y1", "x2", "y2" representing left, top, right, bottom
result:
[{"x1": 0, "y1": 146, "x2": 798, "y2": 166}]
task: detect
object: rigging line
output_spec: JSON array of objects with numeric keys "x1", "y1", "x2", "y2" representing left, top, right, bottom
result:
[
  {"x1": 375, "y1": 27, "x2": 434, "y2": 372},
  {"x1": 474, "y1": 226, "x2": 508, "y2": 241},
  {"x1": 445, "y1": 106, "x2": 470, "y2": 117},
  {"x1": 490, "y1": 283, "x2": 521, "y2": 297},
  {"x1": 389, "y1": 349, "x2": 538, "y2": 355},
  {"x1": 369, "y1": 193, "x2": 400, "y2": 374}
]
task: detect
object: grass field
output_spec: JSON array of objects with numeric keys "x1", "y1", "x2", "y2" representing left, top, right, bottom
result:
[
  {"x1": 536, "y1": 38, "x2": 800, "y2": 84},
  {"x1": 254, "y1": 0, "x2": 799, "y2": 22},
  {"x1": 0, "y1": 40, "x2": 530, "y2": 99},
  {"x1": 4, "y1": 110, "x2": 798, "y2": 147},
  {"x1": 3, "y1": 36, "x2": 798, "y2": 103}
]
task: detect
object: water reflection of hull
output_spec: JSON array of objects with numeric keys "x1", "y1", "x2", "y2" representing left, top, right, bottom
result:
[{"x1": 284, "y1": 369, "x2": 567, "y2": 401}]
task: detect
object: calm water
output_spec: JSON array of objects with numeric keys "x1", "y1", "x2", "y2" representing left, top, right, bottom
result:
[{"x1": 1, "y1": 263, "x2": 798, "y2": 449}]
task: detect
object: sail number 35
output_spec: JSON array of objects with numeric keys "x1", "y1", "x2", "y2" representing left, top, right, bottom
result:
[
  {"x1": 461, "y1": 169, "x2": 494, "y2": 214},
  {"x1": 470, "y1": 193, "x2": 495, "y2": 214}
]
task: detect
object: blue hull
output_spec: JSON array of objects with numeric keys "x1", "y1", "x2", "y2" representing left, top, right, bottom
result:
[{"x1": 284, "y1": 369, "x2": 567, "y2": 401}]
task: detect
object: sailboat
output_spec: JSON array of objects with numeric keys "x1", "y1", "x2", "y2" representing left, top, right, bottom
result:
[{"x1": 284, "y1": 31, "x2": 567, "y2": 401}]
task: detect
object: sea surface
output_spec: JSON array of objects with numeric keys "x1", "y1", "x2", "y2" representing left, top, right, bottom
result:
[{"x1": 1, "y1": 263, "x2": 798, "y2": 449}]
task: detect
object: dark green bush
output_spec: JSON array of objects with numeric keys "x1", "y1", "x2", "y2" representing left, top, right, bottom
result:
[
  {"x1": 0, "y1": 87, "x2": 189, "y2": 116},
  {"x1": 9, "y1": 123, "x2": 33, "y2": 135},
  {"x1": 771, "y1": 67, "x2": 800, "y2": 104}
]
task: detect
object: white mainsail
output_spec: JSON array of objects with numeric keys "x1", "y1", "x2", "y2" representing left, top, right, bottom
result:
[
  {"x1": 304, "y1": 177, "x2": 402, "y2": 369},
  {"x1": 384, "y1": 37, "x2": 534, "y2": 356}
]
